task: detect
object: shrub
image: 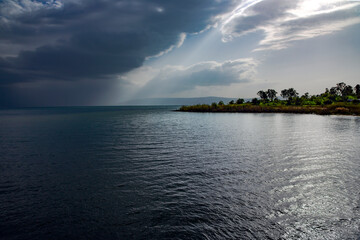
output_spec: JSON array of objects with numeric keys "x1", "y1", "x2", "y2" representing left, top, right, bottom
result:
[
  {"x1": 236, "y1": 98, "x2": 245, "y2": 104},
  {"x1": 251, "y1": 98, "x2": 260, "y2": 105},
  {"x1": 324, "y1": 99, "x2": 333, "y2": 105}
]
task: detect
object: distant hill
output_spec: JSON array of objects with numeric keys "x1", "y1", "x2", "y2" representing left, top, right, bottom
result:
[{"x1": 121, "y1": 97, "x2": 244, "y2": 106}]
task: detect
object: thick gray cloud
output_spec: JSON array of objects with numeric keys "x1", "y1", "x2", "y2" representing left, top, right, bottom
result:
[{"x1": 0, "y1": 0, "x2": 233, "y2": 106}]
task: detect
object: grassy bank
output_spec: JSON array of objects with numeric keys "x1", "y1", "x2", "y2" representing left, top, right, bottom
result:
[{"x1": 178, "y1": 103, "x2": 360, "y2": 115}]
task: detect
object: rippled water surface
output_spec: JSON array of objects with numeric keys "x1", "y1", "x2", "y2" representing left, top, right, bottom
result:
[{"x1": 0, "y1": 106, "x2": 359, "y2": 239}]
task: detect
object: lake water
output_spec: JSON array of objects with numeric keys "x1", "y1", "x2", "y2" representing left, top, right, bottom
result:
[{"x1": 0, "y1": 106, "x2": 359, "y2": 239}]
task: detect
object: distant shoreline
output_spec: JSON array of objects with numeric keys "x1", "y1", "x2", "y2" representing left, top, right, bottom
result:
[
  {"x1": 178, "y1": 83, "x2": 360, "y2": 116},
  {"x1": 177, "y1": 104, "x2": 360, "y2": 116}
]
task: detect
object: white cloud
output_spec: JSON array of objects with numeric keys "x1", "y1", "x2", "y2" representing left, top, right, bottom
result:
[
  {"x1": 134, "y1": 58, "x2": 258, "y2": 97},
  {"x1": 257, "y1": 15, "x2": 360, "y2": 51},
  {"x1": 218, "y1": 0, "x2": 360, "y2": 51},
  {"x1": 176, "y1": 33, "x2": 187, "y2": 48}
]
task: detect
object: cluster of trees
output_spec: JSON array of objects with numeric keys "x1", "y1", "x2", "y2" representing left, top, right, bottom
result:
[
  {"x1": 254, "y1": 83, "x2": 360, "y2": 106},
  {"x1": 254, "y1": 88, "x2": 299, "y2": 104},
  {"x1": 257, "y1": 89, "x2": 278, "y2": 101},
  {"x1": 218, "y1": 82, "x2": 360, "y2": 107},
  {"x1": 180, "y1": 82, "x2": 360, "y2": 114},
  {"x1": 327, "y1": 82, "x2": 360, "y2": 97},
  {"x1": 228, "y1": 98, "x2": 245, "y2": 105},
  {"x1": 255, "y1": 88, "x2": 301, "y2": 101}
]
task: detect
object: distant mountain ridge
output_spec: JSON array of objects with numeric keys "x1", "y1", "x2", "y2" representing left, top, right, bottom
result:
[{"x1": 121, "y1": 97, "x2": 244, "y2": 105}]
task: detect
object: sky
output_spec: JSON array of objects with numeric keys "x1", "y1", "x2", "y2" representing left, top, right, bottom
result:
[{"x1": 0, "y1": 0, "x2": 360, "y2": 106}]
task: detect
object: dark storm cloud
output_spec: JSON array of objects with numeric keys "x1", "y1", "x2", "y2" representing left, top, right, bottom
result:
[
  {"x1": 0, "y1": 0, "x2": 233, "y2": 106},
  {"x1": 0, "y1": 0, "x2": 232, "y2": 82}
]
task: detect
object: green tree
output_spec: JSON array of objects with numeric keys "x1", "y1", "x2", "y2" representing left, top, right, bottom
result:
[
  {"x1": 251, "y1": 98, "x2": 260, "y2": 105},
  {"x1": 336, "y1": 82, "x2": 346, "y2": 96},
  {"x1": 281, "y1": 88, "x2": 298, "y2": 100},
  {"x1": 301, "y1": 92, "x2": 310, "y2": 99},
  {"x1": 355, "y1": 84, "x2": 360, "y2": 97},
  {"x1": 294, "y1": 97, "x2": 301, "y2": 106},
  {"x1": 281, "y1": 89, "x2": 289, "y2": 99},
  {"x1": 287, "y1": 88, "x2": 299, "y2": 98},
  {"x1": 324, "y1": 99, "x2": 333, "y2": 105},
  {"x1": 330, "y1": 87, "x2": 337, "y2": 95},
  {"x1": 236, "y1": 98, "x2": 244, "y2": 104},
  {"x1": 257, "y1": 90, "x2": 268, "y2": 101},
  {"x1": 266, "y1": 89, "x2": 277, "y2": 101},
  {"x1": 229, "y1": 100, "x2": 234, "y2": 105},
  {"x1": 218, "y1": 101, "x2": 224, "y2": 106},
  {"x1": 342, "y1": 85, "x2": 353, "y2": 96}
]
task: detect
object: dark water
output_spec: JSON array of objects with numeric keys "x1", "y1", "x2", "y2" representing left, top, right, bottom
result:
[{"x1": 0, "y1": 106, "x2": 359, "y2": 240}]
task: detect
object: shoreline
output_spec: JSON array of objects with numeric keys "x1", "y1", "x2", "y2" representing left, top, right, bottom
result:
[{"x1": 177, "y1": 104, "x2": 360, "y2": 116}]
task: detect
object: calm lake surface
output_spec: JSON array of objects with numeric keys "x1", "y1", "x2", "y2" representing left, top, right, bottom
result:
[{"x1": 0, "y1": 106, "x2": 359, "y2": 239}]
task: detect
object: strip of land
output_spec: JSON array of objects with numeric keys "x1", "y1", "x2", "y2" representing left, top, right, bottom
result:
[
  {"x1": 178, "y1": 104, "x2": 360, "y2": 115},
  {"x1": 178, "y1": 82, "x2": 360, "y2": 116}
]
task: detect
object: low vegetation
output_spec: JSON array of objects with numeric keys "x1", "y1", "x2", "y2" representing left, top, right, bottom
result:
[{"x1": 178, "y1": 82, "x2": 360, "y2": 115}]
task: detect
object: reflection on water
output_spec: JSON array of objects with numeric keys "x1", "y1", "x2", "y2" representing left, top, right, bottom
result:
[{"x1": 0, "y1": 107, "x2": 359, "y2": 239}]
